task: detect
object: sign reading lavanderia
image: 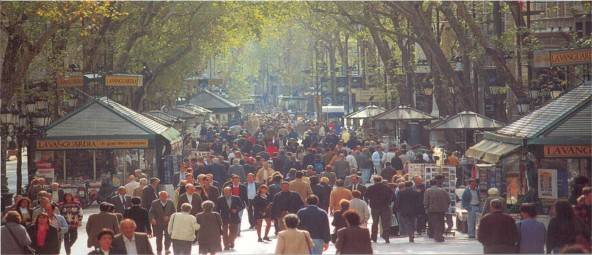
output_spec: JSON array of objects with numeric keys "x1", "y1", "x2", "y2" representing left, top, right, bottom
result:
[{"x1": 37, "y1": 139, "x2": 149, "y2": 150}]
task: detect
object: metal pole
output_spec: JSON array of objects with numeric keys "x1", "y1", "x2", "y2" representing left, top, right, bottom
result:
[
  {"x1": 93, "y1": 150, "x2": 96, "y2": 180},
  {"x1": 63, "y1": 151, "x2": 66, "y2": 181}
]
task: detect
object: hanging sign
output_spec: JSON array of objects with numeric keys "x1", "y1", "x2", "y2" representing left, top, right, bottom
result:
[
  {"x1": 549, "y1": 48, "x2": 592, "y2": 66},
  {"x1": 105, "y1": 74, "x2": 143, "y2": 87},
  {"x1": 544, "y1": 145, "x2": 592, "y2": 158},
  {"x1": 538, "y1": 169, "x2": 558, "y2": 199},
  {"x1": 57, "y1": 76, "x2": 84, "y2": 87},
  {"x1": 37, "y1": 139, "x2": 149, "y2": 150}
]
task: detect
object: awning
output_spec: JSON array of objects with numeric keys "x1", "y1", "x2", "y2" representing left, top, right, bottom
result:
[{"x1": 465, "y1": 139, "x2": 521, "y2": 164}]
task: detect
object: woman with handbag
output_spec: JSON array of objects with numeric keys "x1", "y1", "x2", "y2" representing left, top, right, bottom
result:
[
  {"x1": 275, "y1": 214, "x2": 313, "y2": 255},
  {"x1": 253, "y1": 184, "x2": 273, "y2": 242},
  {"x1": 1, "y1": 211, "x2": 34, "y2": 254},
  {"x1": 28, "y1": 212, "x2": 60, "y2": 255}
]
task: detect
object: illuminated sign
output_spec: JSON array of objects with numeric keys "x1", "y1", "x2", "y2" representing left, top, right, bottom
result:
[{"x1": 37, "y1": 139, "x2": 149, "y2": 150}]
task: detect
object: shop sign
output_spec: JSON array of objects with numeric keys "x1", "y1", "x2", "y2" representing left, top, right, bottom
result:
[
  {"x1": 37, "y1": 139, "x2": 149, "y2": 150},
  {"x1": 549, "y1": 48, "x2": 592, "y2": 66},
  {"x1": 544, "y1": 145, "x2": 592, "y2": 157},
  {"x1": 57, "y1": 76, "x2": 84, "y2": 87},
  {"x1": 352, "y1": 88, "x2": 385, "y2": 102},
  {"x1": 533, "y1": 50, "x2": 551, "y2": 68},
  {"x1": 105, "y1": 74, "x2": 143, "y2": 87},
  {"x1": 538, "y1": 169, "x2": 557, "y2": 199}
]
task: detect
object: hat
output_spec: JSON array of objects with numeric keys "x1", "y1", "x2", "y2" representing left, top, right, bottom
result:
[{"x1": 488, "y1": 188, "x2": 499, "y2": 196}]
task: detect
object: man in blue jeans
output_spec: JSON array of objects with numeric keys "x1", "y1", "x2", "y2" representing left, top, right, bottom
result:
[
  {"x1": 296, "y1": 195, "x2": 330, "y2": 255},
  {"x1": 461, "y1": 179, "x2": 481, "y2": 238}
]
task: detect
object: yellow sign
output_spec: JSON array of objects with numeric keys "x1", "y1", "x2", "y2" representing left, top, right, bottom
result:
[
  {"x1": 57, "y1": 76, "x2": 84, "y2": 87},
  {"x1": 105, "y1": 75, "x2": 143, "y2": 87},
  {"x1": 37, "y1": 139, "x2": 149, "y2": 150},
  {"x1": 550, "y1": 48, "x2": 592, "y2": 66}
]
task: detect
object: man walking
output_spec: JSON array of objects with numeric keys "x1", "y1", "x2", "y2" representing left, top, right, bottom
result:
[
  {"x1": 289, "y1": 171, "x2": 314, "y2": 203},
  {"x1": 245, "y1": 173, "x2": 258, "y2": 229},
  {"x1": 112, "y1": 219, "x2": 154, "y2": 255},
  {"x1": 396, "y1": 181, "x2": 422, "y2": 242},
  {"x1": 271, "y1": 181, "x2": 304, "y2": 232},
  {"x1": 216, "y1": 187, "x2": 244, "y2": 250},
  {"x1": 477, "y1": 199, "x2": 519, "y2": 253},
  {"x1": 424, "y1": 179, "x2": 450, "y2": 242},
  {"x1": 461, "y1": 179, "x2": 481, "y2": 238},
  {"x1": 297, "y1": 195, "x2": 330, "y2": 255},
  {"x1": 177, "y1": 183, "x2": 203, "y2": 215},
  {"x1": 149, "y1": 191, "x2": 176, "y2": 254},
  {"x1": 365, "y1": 176, "x2": 394, "y2": 243},
  {"x1": 110, "y1": 186, "x2": 132, "y2": 214},
  {"x1": 142, "y1": 178, "x2": 160, "y2": 210}
]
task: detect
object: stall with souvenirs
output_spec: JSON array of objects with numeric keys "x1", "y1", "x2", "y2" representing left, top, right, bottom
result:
[
  {"x1": 466, "y1": 84, "x2": 592, "y2": 220},
  {"x1": 35, "y1": 97, "x2": 183, "y2": 191}
]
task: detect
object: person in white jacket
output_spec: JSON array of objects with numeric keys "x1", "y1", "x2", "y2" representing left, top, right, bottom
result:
[
  {"x1": 168, "y1": 203, "x2": 200, "y2": 255},
  {"x1": 349, "y1": 190, "x2": 370, "y2": 226}
]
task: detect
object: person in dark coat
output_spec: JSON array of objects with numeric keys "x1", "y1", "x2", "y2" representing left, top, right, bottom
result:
[
  {"x1": 380, "y1": 162, "x2": 397, "y2": 183},
  {"x1": 109, "y1": 186, "x2": 132, "y2": 214},
  {"x1": 331, "y1": 200, "x2": 350, "y2": 243},
  {"x1": 253, "y1": 184, "x2": 273, "y2": 242},
  {"x1": 546, "y1": 200, "x2": 588, "y2": 253},
  {"x1": 346, "y1": 175, "x2": 367, "y2": 200},
  {"x1": 149, "y1": 191, "x2": 176, "y2": 254},
  {"x1": 311, "y1": 176, "x2": 331, "y2": 212},
  {"x1": 271, "y1": 181, "x2": 304, "y2": 232},
  {"x1": 196, "y1": 201, "x2": 223, "y2": 254},
  {"x1": 176, "y1": 183, "x2": 203, "y2": 215},
  {"x1": 390, "y1": 151, "x2": 404, "y2": 171},
  {"x1": 297, "y1": 195, "x2": 331, "y2": 254},
  {"x1": 395, "y1": 181, "x2": 422, "y2": 242},
  {"x1": 216, "y1": 186, "x2": 245, "y2": 250},
  {"x1": 335, "y1": 210, "x2": 373, "y2": 254},
  {"x1": 28, "y1": 212, "x2": 61, "y2": 255},
  {"x1": 365, "y1": 176, "x2": 394, "y2": 243},
  {"x1": 477, "y1": 199, "x2": 519, "y2": 253},
  {"x1": 123, "y1": 197, "x2": 152, "y2": 234},
  {"x1": 111, "y1": 219, "x2": 154, "y2": 255},
  {"x1": 141, "y1": 178, "x2": 160, "y2": 210}
]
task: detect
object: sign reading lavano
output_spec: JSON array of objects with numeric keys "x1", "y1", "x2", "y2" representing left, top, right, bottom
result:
[
  {"x1": 544, "y1": 145, "x2": 592, "y2": 158},
  {"x1": 37, "y1": 139, "x2": 149, "y2": 150}
]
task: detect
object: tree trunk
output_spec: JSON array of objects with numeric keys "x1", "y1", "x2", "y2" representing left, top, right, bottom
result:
[
  {"x1": 388, "y1": 2, "x2": 473, "y2": 112},
  {"x1": 455, "y1": 2, "x2": 526, "y2": 98}
]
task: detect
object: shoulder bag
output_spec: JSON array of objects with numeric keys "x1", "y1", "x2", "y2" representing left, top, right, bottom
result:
[{"x1": 6, "y1": 225, "x2": 37, "y2": 255}]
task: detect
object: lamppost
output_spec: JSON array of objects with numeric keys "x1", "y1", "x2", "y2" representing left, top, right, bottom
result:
[{"x1": 0, "y1": 103, "x2": 18, "y2": 211}]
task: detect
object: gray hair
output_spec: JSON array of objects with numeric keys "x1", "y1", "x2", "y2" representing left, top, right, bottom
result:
[
  {"x1": 139, "y1": 178, "x2": 148, "y2": 185},
  {"x1": 180, "y1": 203, "x2": 192, "y2": 213},
  {"x1": 490, "y1": 199, "x2": 503, "y2": 210},
  {"x1": 202, "y1": 200, "x2": 215, "y2": 212}
]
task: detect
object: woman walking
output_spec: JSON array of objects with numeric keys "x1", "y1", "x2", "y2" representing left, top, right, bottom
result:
[
  {"x1": 27, "y1": 212, "x2": 60, "y2": 254},
  {"x1": 59, "y1": 193, "x2": 84, "y2": 255},
  {"x1": 547, "y1": 200, "x2": 587, "y2": 253},
  {"x1": 14, "y1": 197, "x2": 33, "y2": 226},
  {"x1": 335, "y1": 210, "x2": 373, "y2": 254},
  {"x1": 196, "y1": 200, "x2": 223, "y2": 254},
  {"x1": 168, "y1": 203, "x2": 200, "y2": 255},
  {"x1": 253, "y1": 184, "x2": 273, "y2": 242},
  {"x1": 1, "y1": 211, "x2": 32, "y2": 255},
  {"x1": 275, "y1": 214, "x2": 313, "y2": 255}
]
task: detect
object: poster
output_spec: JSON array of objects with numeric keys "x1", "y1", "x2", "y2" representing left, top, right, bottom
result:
[{"x1": 538, "y1": 169, "x2": 558, "y2": 199}]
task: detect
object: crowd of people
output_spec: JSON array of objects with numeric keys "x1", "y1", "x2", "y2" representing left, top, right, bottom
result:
[{"x1": 1, "y1": 113, "x2": 591, "y2": 254}]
